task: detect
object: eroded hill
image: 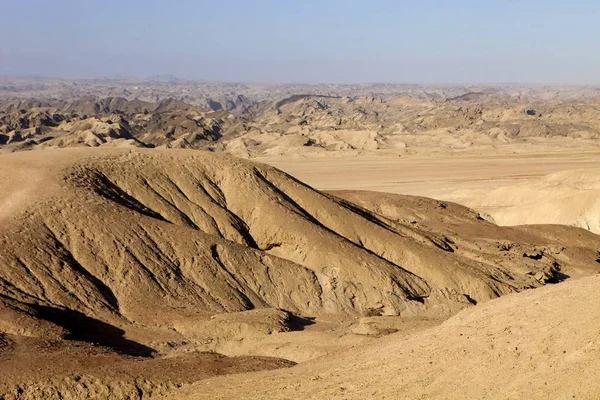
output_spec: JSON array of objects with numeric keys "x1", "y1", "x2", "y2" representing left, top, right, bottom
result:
[
  {"x1": 163, "y1": 273, "x2": 600, "y2": 400},
  {"x1": 0, "y1": 148, "x2": 599, "y2": 398},
  {"x1": 2, "y1": 94, "x2": 600, "y2": 156}
]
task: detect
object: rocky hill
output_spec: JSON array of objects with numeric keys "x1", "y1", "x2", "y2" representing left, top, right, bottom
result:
[{"x1": 1, "y1": 148, "x2": 599, "y2": 398}]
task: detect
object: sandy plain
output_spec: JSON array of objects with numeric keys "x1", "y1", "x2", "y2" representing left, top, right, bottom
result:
[{"x1": 260, "y1": 146, "x2": 600, "y2": 232}]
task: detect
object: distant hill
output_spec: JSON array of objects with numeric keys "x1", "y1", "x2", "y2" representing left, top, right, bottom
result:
[{"x1": 146, "y1": 74, "x2": 185, "y2": 82}]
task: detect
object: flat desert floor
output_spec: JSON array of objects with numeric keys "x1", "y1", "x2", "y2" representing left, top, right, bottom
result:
[{"x1": 259, "y1": 147, "x2": 600, "y2": 232}]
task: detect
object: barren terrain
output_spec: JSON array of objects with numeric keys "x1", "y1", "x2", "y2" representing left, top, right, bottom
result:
[
  {"x1": 165, "y1": 273, "x2": 600, "y2": 400},
  {"x1": 1, "y1": 80, "x2": 600, "y2": 399},
  {"x1": 261, "y1": 149, "x2": 600, "y2": 233},
  {"x1": 3, "y1": 82, "x2": 600, "y2": 235}
]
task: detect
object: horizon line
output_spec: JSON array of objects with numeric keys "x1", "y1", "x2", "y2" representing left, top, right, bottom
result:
[{"x1": 1, "y1": 74, "x2": 600, "y2": 87}]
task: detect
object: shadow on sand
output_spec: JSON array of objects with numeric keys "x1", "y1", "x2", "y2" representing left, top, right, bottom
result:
[{"x1": 30, "y1": 304, "x2": 155, "y2": 357}]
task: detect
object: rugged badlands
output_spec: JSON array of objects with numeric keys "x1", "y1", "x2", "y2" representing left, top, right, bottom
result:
[{"x1": 0, "y1": 148, "x2": 599, "y2": 399}]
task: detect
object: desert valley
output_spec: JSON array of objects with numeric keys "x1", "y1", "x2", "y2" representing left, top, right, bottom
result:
[{"x1": 0, "y1": 77, "x2": 599, "y2": 399}]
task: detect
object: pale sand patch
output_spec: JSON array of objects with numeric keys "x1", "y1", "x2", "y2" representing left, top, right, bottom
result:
[{"x1": 258, "y1": 149, "x2": 600, "y2": 231}]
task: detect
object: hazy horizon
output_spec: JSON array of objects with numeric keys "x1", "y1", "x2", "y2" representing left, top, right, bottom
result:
[
  {"x1": 3, "y1": 74, "x2": 600, "y2": 87},
  {"x1": 1, "y1": 0, "x2": 599, "y2": 85}
]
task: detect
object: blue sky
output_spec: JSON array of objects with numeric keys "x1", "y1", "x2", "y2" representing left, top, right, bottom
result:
[{"x1": 0, "y1": 0, "x2": 598, "y2": 83}]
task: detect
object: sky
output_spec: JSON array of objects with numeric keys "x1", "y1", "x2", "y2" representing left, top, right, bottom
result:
[{"x1": 0, "y1": 0, "x2": 598, "y2": 84}]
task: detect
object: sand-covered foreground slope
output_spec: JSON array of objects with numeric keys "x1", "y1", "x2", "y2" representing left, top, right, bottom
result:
[{"x1": 164, "y1": 273, "x2": 600, "y2": 400}]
